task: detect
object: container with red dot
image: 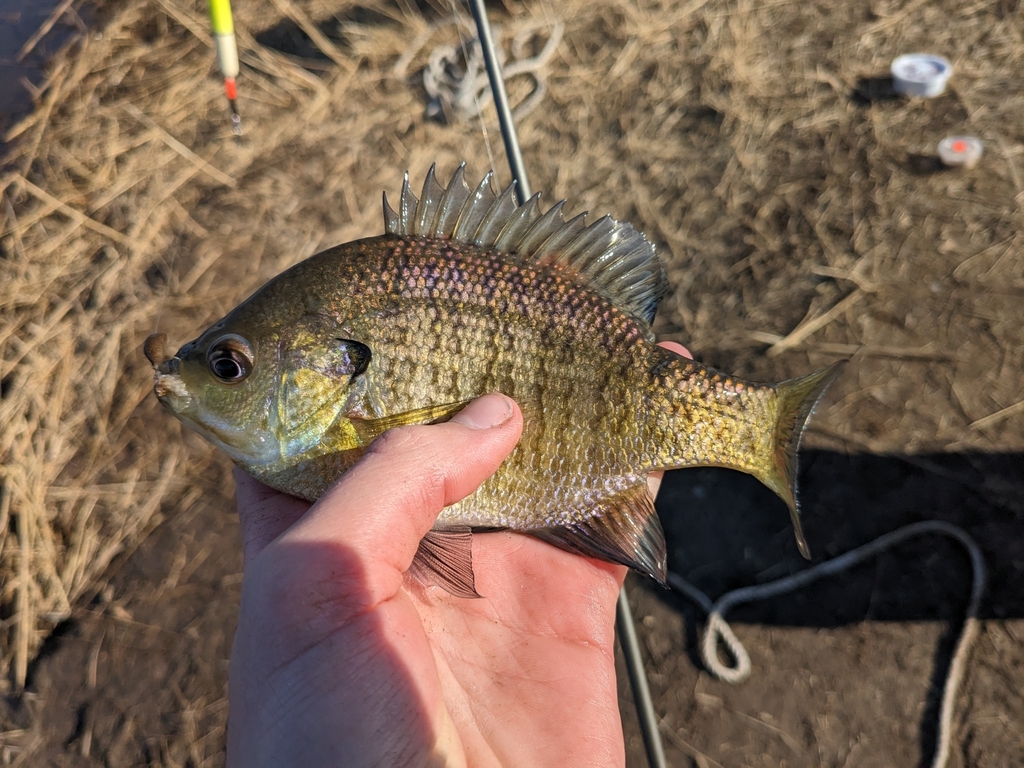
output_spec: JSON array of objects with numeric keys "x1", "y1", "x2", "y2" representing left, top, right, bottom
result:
[{"x1": 937, "y1": 136, "x2": 983, "y2": 169}]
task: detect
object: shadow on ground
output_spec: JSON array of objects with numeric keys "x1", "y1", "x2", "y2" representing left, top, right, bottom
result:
[
  {"x1": 657, "y1": 449, "x2": 1022, "y2": 624},
  {"x1": 616, "y1": 448, "x2": 1023, "y2": 767}
]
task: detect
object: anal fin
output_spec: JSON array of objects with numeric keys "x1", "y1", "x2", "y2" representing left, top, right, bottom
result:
[
  {"x1": 530, "y1": 484, "x2": 667, "y2": 585},
  {"x1": 409, "y1": 528, "x2": 480, "y2": 599}
]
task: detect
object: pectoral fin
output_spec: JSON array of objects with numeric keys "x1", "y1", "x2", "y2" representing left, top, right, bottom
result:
[
  {"x1": 409, "y1": 528, "x2": 480, "y2": 599},
  {"x1": 352, "y1": 400, "x2": 472, "y2": 443},
  {"x1": 530, "y1": 484, "x2": 667, "y2": 585}
]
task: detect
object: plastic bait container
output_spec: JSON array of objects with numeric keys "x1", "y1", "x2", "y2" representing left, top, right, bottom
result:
[
  {"x1": 891, "y1": 54, "x2": 952, "y2": 97},
  {"x1": 937, "y1": 136, "x2": 983, "y2": 169}
]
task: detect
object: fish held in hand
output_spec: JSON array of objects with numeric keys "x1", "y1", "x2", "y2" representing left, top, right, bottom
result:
[{"x1": 147, "y1": 165, "x2": 843, "y2": 598}]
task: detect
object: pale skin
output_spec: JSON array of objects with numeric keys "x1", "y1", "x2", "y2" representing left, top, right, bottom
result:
[{"x1": 227, "y1": 342, "x2": 690, "y2": 767}]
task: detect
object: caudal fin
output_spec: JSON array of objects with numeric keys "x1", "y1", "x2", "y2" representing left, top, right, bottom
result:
[{"x1": 757, "y1": 361, "x2": 845, "y2": 559}]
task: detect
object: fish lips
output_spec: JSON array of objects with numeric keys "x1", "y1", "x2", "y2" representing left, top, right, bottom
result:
[
  {"x1": 153, "y1": 359, "x2": 191, "y2": 406},
  {"x1": 144, "y1": 333, "x2": 192, "y2": 411}
]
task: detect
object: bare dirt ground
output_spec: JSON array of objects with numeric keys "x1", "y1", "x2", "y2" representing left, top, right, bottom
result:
[{"x1": 1, "y1": 0, "x2": 1022, "y2": 765}]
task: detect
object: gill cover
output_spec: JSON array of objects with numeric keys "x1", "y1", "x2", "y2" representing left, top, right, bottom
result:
[{"x1": 273, "y1": 335, "x2": 372, "y2": 456}]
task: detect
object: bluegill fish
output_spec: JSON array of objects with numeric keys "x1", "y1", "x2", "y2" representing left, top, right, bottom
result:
[{"x1": 145, "y1": 165, "x2": 842, "y2": 597}]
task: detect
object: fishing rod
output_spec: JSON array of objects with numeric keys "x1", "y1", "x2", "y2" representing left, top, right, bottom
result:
[
  {"x1": 209, "y1": 0, "x2": 243, "y2": 135},
  {"x1": 465, "y1": 2, "x2": 668, "y2": 767}
]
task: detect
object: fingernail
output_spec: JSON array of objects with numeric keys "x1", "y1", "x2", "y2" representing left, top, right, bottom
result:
[{"x1": 451, "y1": 393, "x2": 513, "y2": 429}]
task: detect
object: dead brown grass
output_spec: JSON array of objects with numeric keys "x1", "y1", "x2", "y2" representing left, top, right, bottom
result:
[
  {"x1": 0, "y1": 0, "x2": 584, "y2": 692},
  {"x1": 0, "y1": 0, "x2": 1021, "y2": 717}
]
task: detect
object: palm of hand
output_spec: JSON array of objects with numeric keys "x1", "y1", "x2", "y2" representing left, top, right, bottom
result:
[
  {"x1": 228, "y1": 357, "x2": 684, "y2": 767},
  {"x1": 232, "y1": 497, "x2": 626, "y2": 768},
  {"x1": 408, "y1": 532, "x2": 626, "y2": 766}
]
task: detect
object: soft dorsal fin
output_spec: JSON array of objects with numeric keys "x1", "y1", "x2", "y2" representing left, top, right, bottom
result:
[{"x1": 383, "y1": 164, "x2": 669, "y2": 325}]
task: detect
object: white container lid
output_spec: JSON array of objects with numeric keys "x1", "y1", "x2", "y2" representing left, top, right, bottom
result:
[
  {"x1": 937, "y1": 136, "x2": 983, "y2": 168},
  {"x1": 891, "y1": 54, "x2": 952, "y2": 97}
]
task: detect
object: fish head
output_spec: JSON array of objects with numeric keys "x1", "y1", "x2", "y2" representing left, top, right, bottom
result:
[{"x1": 145, "y1": 318, "x2": 370, "y2": 469}]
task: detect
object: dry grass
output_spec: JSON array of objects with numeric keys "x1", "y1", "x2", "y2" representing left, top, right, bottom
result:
[{"x1": 0, "y1": 0, "x2": 1022, "y2": 700}]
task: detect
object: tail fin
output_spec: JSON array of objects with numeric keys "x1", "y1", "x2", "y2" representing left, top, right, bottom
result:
[{"x1": 758, "y1": 361, "x2": 845, "y2": 559}]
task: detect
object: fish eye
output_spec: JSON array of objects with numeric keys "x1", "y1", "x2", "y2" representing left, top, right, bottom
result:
[{"x1": 206, "y1": 335, "x2": 253, "y2": 384}]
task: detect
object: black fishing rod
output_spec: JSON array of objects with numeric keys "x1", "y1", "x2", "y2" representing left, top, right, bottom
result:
[{"x1": 466, "y1": 2, "x2": 668, "y2": 766}]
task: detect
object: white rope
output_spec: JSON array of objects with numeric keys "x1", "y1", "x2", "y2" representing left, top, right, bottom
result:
[
  {"x1": 668, "y1": 520, "x2": 986, "y2": 768},
  {"x1": 394, "y1": 18, "x2": 563, "y2": 124}
]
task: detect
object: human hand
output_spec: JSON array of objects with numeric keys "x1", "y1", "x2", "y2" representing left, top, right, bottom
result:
[{"x1": 227, "y1": 343, "x2": 690, "y2": 768}]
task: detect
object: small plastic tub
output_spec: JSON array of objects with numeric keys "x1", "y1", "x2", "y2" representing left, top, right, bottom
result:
[
  {"x1": 891, "y1": 54, "x2": 952, "y2": 97},
  {"x1": 937, "y1": 136, "x2": 983, "y2": 169}
]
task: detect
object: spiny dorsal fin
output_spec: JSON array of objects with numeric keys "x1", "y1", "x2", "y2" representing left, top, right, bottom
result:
[{"x1": 383, "y1": 164, "x2": 669, "y2": 325}]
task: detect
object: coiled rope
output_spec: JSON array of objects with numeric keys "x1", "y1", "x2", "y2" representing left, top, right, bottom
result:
[
  {"x1": 392, "y1": 18, "x2": 563, "y2": 125},
  {"x1": 668, "y1": 520, "x2": 986, "y2": 768}
]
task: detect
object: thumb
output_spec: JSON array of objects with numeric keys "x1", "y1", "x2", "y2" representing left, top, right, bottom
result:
[{"x1": 271, "y1": 392, "x2": 523, "y2": 606}]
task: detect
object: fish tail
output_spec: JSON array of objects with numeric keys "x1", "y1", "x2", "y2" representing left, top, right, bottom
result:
[
  {"x1": 756, "y1": 361, "x2": 845, "y2": 558},
  {"x1": 652, "y1": 353, "x2": 844, "y2": 559}
]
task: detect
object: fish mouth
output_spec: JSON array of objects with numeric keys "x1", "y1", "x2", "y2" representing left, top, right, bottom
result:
[
  {"x1": 145, "y1": 333, "x2": 191, "y2": 408},
  {"x1": 153, "y1": 362, "x2": 190, "y2": 403}
]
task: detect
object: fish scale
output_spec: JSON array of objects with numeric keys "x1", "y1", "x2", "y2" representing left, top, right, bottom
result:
[
  {"x1": 146, "y1": 165, "x2": 843, "y2": 598},
  {"x1": 338, "y1": 243, "x2": 652, "y2": 525}
]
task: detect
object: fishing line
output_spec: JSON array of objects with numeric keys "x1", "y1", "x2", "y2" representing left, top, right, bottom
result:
[
  {"x1": 467, "y1": 0, "x2": 531, "y2": 202},
  {"x1": 446, "y1": 1, "x2": 499, "y2": 189},
  {"x1": 668, "y1": 520, "x2": 985, "y2": 768}
]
